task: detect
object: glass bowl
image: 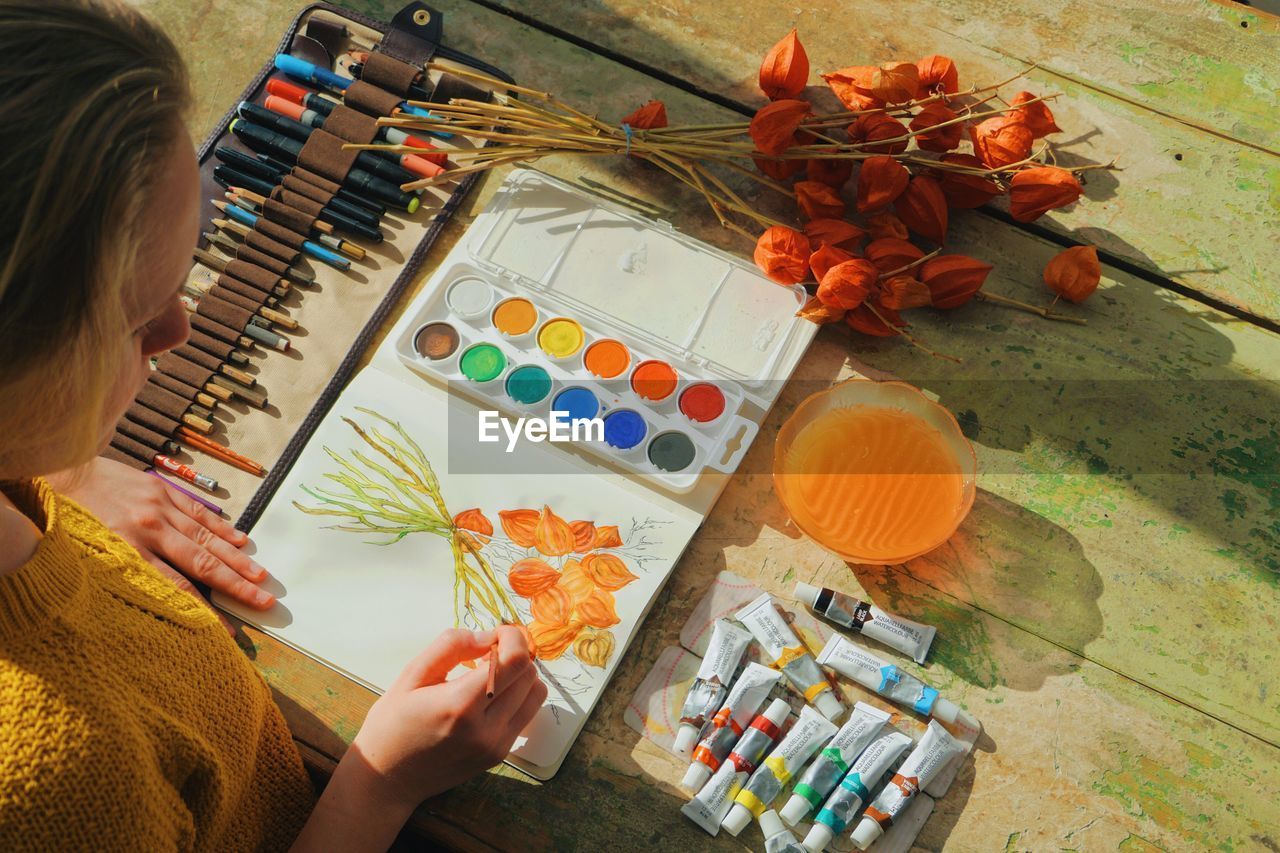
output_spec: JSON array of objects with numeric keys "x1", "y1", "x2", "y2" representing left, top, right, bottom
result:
[{"x1": 772, "y1": 379, "x2": 976, "y2": 564}]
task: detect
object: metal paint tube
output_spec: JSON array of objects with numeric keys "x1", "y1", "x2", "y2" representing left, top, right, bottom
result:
[
  {"x1": 802, "y1": 729, "x2": 913, "y2": 852},
  {"x1": 721, "y1": 705, "x2": 838, "y2": 835},
  {"x1": 680, "y1": 698, "x2": 791, "y2": 836},
  {"x1": 673, "y1": 619, "x2": 754, "y2": 756},
  {"x1": 851, "y1": 720, "x2": 966, "y2": 849},
  {"x1": 681, "y1": 662, "x2": 782, "y2": 792},
  {"x1": 796, "y1": 582, "x2": 937, "y2": 664},
  {"x1": 815, "y1": 635, "x2": 971, "y2": 727},
  {"x1": 737, "y1": 593, "x2": 845, "y2": 721},
  {"x1": 780, "y1": 702, "x2": 891, "y2": 825},
  {"x1": 761, "y1": 811, "x2": 808, "y2": 853}
]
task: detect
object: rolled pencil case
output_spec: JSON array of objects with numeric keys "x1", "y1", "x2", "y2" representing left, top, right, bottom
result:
[{"x1": 115, "y1": 418, "x2": 179, "y2": 455}]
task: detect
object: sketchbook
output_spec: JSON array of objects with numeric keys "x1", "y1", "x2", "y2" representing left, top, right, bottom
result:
[{"x1": 217, "y1": 170, "x2": 817, "y2": 778}]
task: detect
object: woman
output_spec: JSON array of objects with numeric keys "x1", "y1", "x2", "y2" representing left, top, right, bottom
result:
[{"x1": 0, "y1": 1, "x2": 546, "y2": 849}]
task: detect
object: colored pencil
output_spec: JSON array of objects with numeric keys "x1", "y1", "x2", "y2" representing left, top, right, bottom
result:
[
  {"x1": 146, "y1": 469, "x2": 224, "y2": 515},
  {"x1": 176, "y1": 426, "x2": 267, "y2": 476},
  {"x1": 485, "y1": 643, "x2": 498, "y2": 699},
  {"x1": 154, "y1": 453, "x2": 218, "y2": 492}
]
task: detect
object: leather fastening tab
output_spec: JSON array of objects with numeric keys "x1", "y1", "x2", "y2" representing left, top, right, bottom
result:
[{"x1": 380, "y1": 3, "x2": 443, "y2": 66}]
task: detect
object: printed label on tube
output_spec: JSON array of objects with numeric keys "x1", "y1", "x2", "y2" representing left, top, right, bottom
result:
[
  {"x1": 816, "y1": 634, "x2": 941, "y2": 716},
  {"x1": 737, "y1": 593, "x2": 843, "y2": 720},
  {"x1": 853, "y1": 720, "x2": 965, "y2": 849},
  {"x1": 800, "y1": 583, "x2": 937, "y2": 664},
  {"x1": 686, "y1": 663, "x2": 780, "y2": 782},
  {"x1": 674, "y1": 620, "x2": 753, "y2": 756},
  {"x1": 729, "y1": 705, "x2": 837, "y2": 822},
  {"x1": 682, "y1": 698, "x2": 790, "y2": 836},
  {"x1": 783, "y1": 702, "x2": 891, "y2": 823},
  {"x1": 812, "y1": 730, "x2": 913, "y2": 836}
]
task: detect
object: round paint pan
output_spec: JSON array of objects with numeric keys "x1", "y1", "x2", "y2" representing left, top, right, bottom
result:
[
  {"x1": 647, "y1": 431, "x2": 697, "y2": 472},
  {"x1": 459, "y1": 343, "x2": 507, "y2": 383},
  {"x1": 551, "y1": 386, "x2": 600, "y2": 424},
  {"x1": 445, "y1": 277, "x2": 494, "y2": 319},
  {"x1": 412, "y1": 322, "x2": 461, "y2": 361},
  {"x1": 537, "y1": 317, "x2": 586, "y2": 359},
  {"x1": 630, "y1": 359, "x2": 679, "y2": 402},
  {"x1": 602, "y1": 409, "x2": 647, "y2": 451},
  {"x1": 505, "y1": 364, "x2": 553, "y2": 405},
  {"x1": 491, "y1": 297, "x2": 538, "y2": 337},
  {"x1": 583, "y1": 338, "x2": 631, "y2": 379},
  {"x1": 678, "y1": 383, "x2": 726, "y2": 424}
]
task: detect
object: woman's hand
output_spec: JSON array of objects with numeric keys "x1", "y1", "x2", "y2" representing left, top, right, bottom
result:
[
  {"x1": 293, "y1": 626, "x2": 547, "y2": 852},
  {"x1": 48, "y1": 457, "x2": 274, "y2": 624}
]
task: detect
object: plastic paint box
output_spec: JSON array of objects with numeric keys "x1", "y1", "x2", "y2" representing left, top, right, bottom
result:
[{"x1": 394, "y1": 169, "x2": 817, "y2": 492}]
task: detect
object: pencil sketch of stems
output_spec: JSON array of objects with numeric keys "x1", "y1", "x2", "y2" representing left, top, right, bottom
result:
[{"x1": 294, "y1": 407, "x2": 521, "y2": 629}]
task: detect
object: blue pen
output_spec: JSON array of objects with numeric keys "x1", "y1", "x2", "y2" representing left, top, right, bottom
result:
[
  {"x1": 214, "y1": 200, "x2": 351, "y2": 271},
  {"x1": 273, "y1": 54, "x2": 433, "y2": 119}
]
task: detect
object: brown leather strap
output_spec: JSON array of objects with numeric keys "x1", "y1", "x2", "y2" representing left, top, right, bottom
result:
[
  {"x1": 243, "y1": 229, "x2": 300, "y2": 264},
  {"x1": 190, "y1": 312, "x2": 241, "y2": 346},
  {"x1": 343, "y1": 81, "x2": 402, "y2": 118},
  {"x1": 234, "y1": 242, "x2": 291, "y2": 275},
  {"x1": 105, "y1": 441, "x2": 150, "y2": 470},
  {"x1": 207, "y1": 284, "x2": 263, "y2": 314},
  {"x1": 149, "y1": 371, "x2": 201, "y2": 403},
  {"x1": 262, "y1": 197, "x2": 317, "y2": 234},
  {"x1": 214, "y1": 274, "x2": 271, "y2": 304},
  {"x1": 137, "y1": 381, "x2": 192, "y2": 420},
  {"x1": 290, "y1": 168, "x2": 341, "y2": 196},
  {"x1": 186, "y1": 328, "x2": 236, "y2": 362},
  {"x1": 252, "y1": 218, "x2": 308, "y2": 251},
  {"x1": 362, "y1": 51, "x2": 422, "y2": 96},
  {"x1": 116, "y1": 418, "x2": 171, "y2": 451},
  {"x1": 171, "y1": 344, "x2": 222, "y2": 372},
  {"x1": 280, "y1": 174, "x2": 334, "y2": 206},
  {"x1": 197, "y1": 295, "x2": 253, "y2": 332},
  {"x1": 224, "y1": 261, "x2": 280, "y2": 291},
  {"x1": 160, "y1": 356, "x2": 214, "y2": 390},
  {"x1": 431, "y1": 72, "x2": 488, "y2": 106},
  {"x1": 125, "y1": 401, "x2": 180, "y2": 436},
  {"x1": 297, "y1": 128, "x2": 361, "y2": 183},
  {"x1": 322, "y1": 105, "x2": 380, "y2": 144},
  {"x1": 272, "y1": 189, "x2": 326, "y2": 219}
]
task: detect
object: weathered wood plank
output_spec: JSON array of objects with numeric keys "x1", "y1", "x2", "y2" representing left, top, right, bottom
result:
[{"x1": 473, "y1": 0, "x2": 1280, "y2": 325}]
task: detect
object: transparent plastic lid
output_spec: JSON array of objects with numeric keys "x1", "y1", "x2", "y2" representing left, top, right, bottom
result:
[{"x1": 468, "y1": 169, "x2": 814, "y2": 389}]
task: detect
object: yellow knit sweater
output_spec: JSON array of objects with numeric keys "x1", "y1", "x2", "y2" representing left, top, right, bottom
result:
[{"x1": 0, "y1": 479, "x2": 314, "y2": 850}]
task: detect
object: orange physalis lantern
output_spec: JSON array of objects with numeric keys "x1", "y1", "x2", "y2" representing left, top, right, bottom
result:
[
  {"x1": 895, "y1": 175, "x2": 949, "y2": 245},
  {"x1": 572, "y1": 628, "x2": 616, "y2": 668},
  {"x1": 846, "y1": 303, "x2": 905, "y2": 337},
  {"x1": 795, "y1": 180, "x2": 846, "y2": 220},
  {"x1": 870, "y1": 61, "x2": 919, "y2": 104},
  {"x1": 879, "y1": 276, "x2": 932, "y2": 310},
  {"x1": 508, "y1": 558, "x2": 560, "y2": 598},
  {"x1": 969, "y1": 117, "x2": 1033, "y2": 169},
  {"x1": 809, "y1": 244, "x2": 856, "y2": 282},
  {"x1": 749, "y1": 99, "x2": 810, "y2": 156},
  {"x1": 864, "y1": 237, "x2": 925, "y2": 275},
  {"x1": 593, "y1": 525, "x2": 623, "y2": 549},
  {"x1": 865, "y1": 211, "x2": 910, "y2": 241},
  {"x1": 759, "y1": 29, "x2": 810, "y2": 100},
  {"x1": 1008, "y1": 166, "x2": 1083, "y2": 222},
  {"x1": 821, "y1": 66, "x2": 882, "y2": 112},
  {"x1": 804, "y1": 218, "x2": 865, "y2": 249},
  {"x1": 558, "y1": 558, "x2": 595, "y2": 605},
  {"x1": 855, "y1": 155, "x2": 909, "y2": 213},
  {"x1": 754, "y1": 155, "x2": 804, "y2": 181},
  {"x1": 935, "y1": 153, "x2": 1001, "y2": 209},
  {"x1": 498, "y1": 509, "x2": 539, "y2": 548},
  {"x1": 909, "y1": 103, "x2": 962, "y2": 152},
  {"x1": 916, "y1": 55, "x2": 959, "y2": 96},
  {"x1": 1009, "y1": 91, "x2": 1062, "y2": 138},
  {"x1": 920, "y1": 254, "x2": 994, "y2": 308},
  {"x1": 534, "y1": 505, "x2": 575, "y2": 557},
  {"x1": 796, "y1": 295, "x2": 848, "y2": 325},
  {"x1": 849, "y1": 113, "x2": 908, "y2": 155},
  {"x1": 581, "y1": 552, "x2": 639, "y2": 591},
  {"x1": 754, "y1": 226, "x2": 812, "y2": 284},
  {"x1": 529, "y1": 619, "x2": 582, "y2": 660},
  {"x1": 530, "y1": 585, "x2": 573, "y2": 627},
  {"x1": 817, "y1": 259, "x2": 878, "y2": 310},
  {"x1": 1044, "y1": 245, "x2": 1101, "y2": 303},
  {"x1": 575, "y1": 588, "x2": 621, "y2": 629},
  {"x1": 569, "y1": 520, "x2": 596, "y2": 553},
  {"x1": 620, "y1": 100, "x2": 668, "y2": 130},
  {"x1": 805, "y1": 157, "x2": 853, "y2": 188}
]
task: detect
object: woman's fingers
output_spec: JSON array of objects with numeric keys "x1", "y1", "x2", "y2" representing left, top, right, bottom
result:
[
  {"x1": 165, "y1": 506, "x2": 267, "y2": 583},
  {"x1": 483, "y1": 657, "x2": 538, "y2": 721},
  {"x1": 505, "y1": 677, "x2": 549, "y2": 739},
  {"x1": 153, "y1": 522, "x2": 274, "y2": 609},
  {"x1": 393, "y1": 628, "x2": 497, "y2": 692},
  {"x1": 162, "y1": 485, "x2": 249, "y2": 547}
]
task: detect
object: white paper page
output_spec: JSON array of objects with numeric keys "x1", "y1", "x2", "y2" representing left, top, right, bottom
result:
[{"x1": 218, "y1": 368, "x2": 699, "y2": 774}]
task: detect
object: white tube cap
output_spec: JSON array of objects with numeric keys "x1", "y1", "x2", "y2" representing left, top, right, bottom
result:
[
  {"x1": 758, "y1": 810, "x2": 786, "y2": 840},
  {"x1": 794, "y1": 581, "x2": 821, "y2": 607},
  {"x1": 779, "y1": 793, "x2": 811, "y2": 826},
  {"x1": 720, "y1": 803, "x2": 752, "y2": 836},
  {"x1": 673, "y1": 724, "x2": 700, "y2": 757},
  {"x1": 850, "y1": 816, "x2": 884, "y2": 850},
  {"x1": 802, "y1": 822, "x2": 835, "y2": 852},
  {"x1": 763, "y1": 696, "x2": 793, "y2": 726},
  {"x1": 814, "y1": 690, "x2": 845, "y2": 722},
  {"x1": 681, "y1": 761, "x2": 712, "y2": 792}
]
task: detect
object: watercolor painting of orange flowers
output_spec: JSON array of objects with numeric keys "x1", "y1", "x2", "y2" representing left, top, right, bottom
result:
[{"x1": 293, "y1": 409, "x2": 644, "y2": 670}]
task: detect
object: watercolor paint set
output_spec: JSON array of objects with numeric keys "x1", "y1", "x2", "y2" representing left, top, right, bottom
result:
[{"x1": 394, "y1": 169, "x2": 818, "y2": 491}]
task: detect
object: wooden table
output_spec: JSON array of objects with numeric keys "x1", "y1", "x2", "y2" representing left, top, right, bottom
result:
[{"x1": 135, "y1": 0, "x2": 1279, "y2": 848}]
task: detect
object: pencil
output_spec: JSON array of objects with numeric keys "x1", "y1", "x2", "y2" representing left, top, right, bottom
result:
[
  {"x1": 485, "y1": 643, "x2": 498, "y2": 699},
  {"x1": 146, "y1": 469, "x2": 224, "y2": 515},
  {"x1": 176, "y1": 426, "x2": 267, "y2": 476}
]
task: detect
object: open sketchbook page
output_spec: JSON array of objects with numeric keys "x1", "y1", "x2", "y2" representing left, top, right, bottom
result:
[{"x1": 217, "y1": 367, "x2": 700, "y2": 777}]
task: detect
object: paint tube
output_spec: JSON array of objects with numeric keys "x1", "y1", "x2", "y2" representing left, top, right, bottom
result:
[
  {"x1": 737, "y1": 593, "x2": 845, "y2": 722},
  {"x1": 795, "y1": 582, "x2": 936, "y2": 664},
  {"x1": 681, "y1": 662, "x2": 781, "y2": 792},
  {"x1": 681, "y1": 698, "x2": 791, "y2": 836},
  {"x1": 802, "y1": 729, "x2": 913, "y2": 852},
  {"x1": 760, "y1": 811, "x2": 808, "y2": 853},
  {"x1": 779, "y1": 701, "x2": 891, "y2": 826},
  {"x1": 721, "y1": 704, "x2": 839, "y2": 835},
  {"x1": 673, "y1": 619, "x2": 753, "y2": 757},
  {"x1": 850, "y1": 720, "x2": 966, "y2": 850},
  {"x1": 815, "y1": 635, "x2": 976, "y2": 728}
]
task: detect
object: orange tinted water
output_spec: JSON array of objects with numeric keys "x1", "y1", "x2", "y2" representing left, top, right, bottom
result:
[{"x1": 776, "y1": 405, "x2": 965, "y2": 562}]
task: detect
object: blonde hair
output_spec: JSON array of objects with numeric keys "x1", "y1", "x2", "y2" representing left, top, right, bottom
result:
[{"x1": 0, "y1": 0, "x2": 190, "y2": 477}]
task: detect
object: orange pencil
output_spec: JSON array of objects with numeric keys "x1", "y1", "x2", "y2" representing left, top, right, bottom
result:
[
  {"x1": 176, "y1": 426, "x2": 267, "y2": 476},
  {"x1": 485, "y1": 644, "x2": 498, "y2": 699}
]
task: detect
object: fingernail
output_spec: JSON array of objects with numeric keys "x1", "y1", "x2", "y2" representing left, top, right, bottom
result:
[
  {"x1": 473, "y1": 629, "x2": 497, "y2": 645},
  {"x1": 255, "y1": 590, "x2": 274, "y2": 607}
]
